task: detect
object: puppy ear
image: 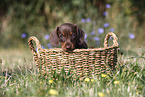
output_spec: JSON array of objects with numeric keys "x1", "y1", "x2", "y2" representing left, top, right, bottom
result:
[
  {"x1": 49, "y1": 26, "x2": 59, "y2": 47},
  {"x1": 74, "y1": 24, "x2": 85, "y2": 45}
]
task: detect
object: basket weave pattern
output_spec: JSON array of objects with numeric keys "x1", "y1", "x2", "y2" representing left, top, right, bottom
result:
[{"x1": 28, "y1": 32, "x2": 119, "y2": 77}]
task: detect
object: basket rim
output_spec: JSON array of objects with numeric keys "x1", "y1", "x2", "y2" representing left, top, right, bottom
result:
[
  {"x1": 28, "y1": 32, "x2": 119, "y2": 54},
  {"x1": 41, "y1": 46, "x2": 119, "y2": 53}
]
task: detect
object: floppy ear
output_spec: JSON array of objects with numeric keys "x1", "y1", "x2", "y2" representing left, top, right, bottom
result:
[
  {"x1": 49, "y1": 27, "x2": 60, "y2": 47},
  {"x1": 75, "y1": 24, "x2": 85, "y2": 45}
]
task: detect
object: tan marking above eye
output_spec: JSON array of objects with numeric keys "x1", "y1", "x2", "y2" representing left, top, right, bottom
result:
[
  {"x1": 70, "y1": 32, "x2": 73, "y2": 35},
  {"x1": 62, "y1": 33, "x2": 65, "y2": 35}
]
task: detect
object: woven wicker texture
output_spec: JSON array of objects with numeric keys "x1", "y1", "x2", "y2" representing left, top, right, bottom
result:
[{"x1": 28, "y1": 32, "x2": 119, "y2": 77}]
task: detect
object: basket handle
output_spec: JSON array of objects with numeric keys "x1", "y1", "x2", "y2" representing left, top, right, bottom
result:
[
  {"x1": 28, "y1": 36, "x2": 42, "y2": 55},
  {"x1": 104, "y1": 32, "x2": 118, "y2": 48}
]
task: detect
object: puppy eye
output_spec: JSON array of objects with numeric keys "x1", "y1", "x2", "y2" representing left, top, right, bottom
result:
[
  {"x1": 71, "y1": 34, "x2": 76, "y2": 38},
  {"x1": 59, "y1": 35, "x2": 64, "y2": 38}
]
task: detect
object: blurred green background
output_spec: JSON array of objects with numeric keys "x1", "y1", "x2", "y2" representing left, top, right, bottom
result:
[
  {"x1": 0, "y1": 0, "x2": 145, "y2": 52},
  {"x1": 1, "y1": 1, "x2": 145, "y2": 96}
]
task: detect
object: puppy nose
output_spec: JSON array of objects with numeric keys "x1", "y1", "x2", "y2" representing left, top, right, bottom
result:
[{"x1": 65, "y1": 43, "x2": 71, "y2": 49}]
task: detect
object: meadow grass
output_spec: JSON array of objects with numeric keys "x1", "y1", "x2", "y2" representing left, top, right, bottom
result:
[{"x1": 0, "y1": 49, "x2": 144, "y2": 97}]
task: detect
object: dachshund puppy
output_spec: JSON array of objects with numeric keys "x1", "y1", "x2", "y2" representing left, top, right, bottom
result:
[{"x1": 49, "y1": 23, "x2": 88, "y2": 51}]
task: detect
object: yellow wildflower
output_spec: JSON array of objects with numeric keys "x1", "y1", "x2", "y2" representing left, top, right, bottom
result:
[
  {"x1": 107, "y1": 90, "x2": 109, "y2": 93},
  {"x1": 49, "y1": 80, "x2": 53, "y2": 84},
  {"x1": 91, "y1": 79, "x2": 94, "y2": 82},
  {"x1": 39, "y1": 81, "x2": 43, "y2": 84},
  {"x1": 79, "y1": 73, "x2": 82, "y2": 75},
  {"x1": 98, "y1": 92, "x2": 105, "y2": 97},
  {"x1": 49, "y1": 89, "x2": 58, "y2": 95},
  {"x1": 101, "y1": 74, "x2": 106, "y2": 77},
  {"x1": 114, "y1": 81, "x2": 120, "y2": 84},
  {"x1": 84, "y1": 78, "x2": 90, "y2": 82}
]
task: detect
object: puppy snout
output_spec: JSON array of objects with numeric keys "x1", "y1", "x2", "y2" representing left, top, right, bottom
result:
[{"x1": 65, "y1": 43, "x2": 72, "y2": 49}]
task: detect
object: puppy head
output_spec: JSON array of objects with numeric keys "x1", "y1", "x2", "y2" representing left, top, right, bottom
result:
[{"x1": 49, "y1": 23, "x2": 85, "y2": 51}]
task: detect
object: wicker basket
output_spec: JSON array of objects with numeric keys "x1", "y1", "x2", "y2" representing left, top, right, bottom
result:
[{"x1": 28, "y1": 32, "x2": 119, "y2": 77}]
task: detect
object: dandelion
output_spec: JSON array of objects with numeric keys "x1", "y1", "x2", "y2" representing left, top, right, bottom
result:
[
  {"x1": 129, "y1": 33, "x2": 135, "y2": 39},
  {"x1": 98, "y1": 28, "x2": 104, "y2": 34},
  {"x1": 103, "y1": 11, "x2": 108, "y2": 16},
  {"x1": 136, "y1": 92, "x2": 138, "y2": 95},
  {"x1": 114, "y1": 81, "x2": 120, "y2": 84},
  {"x1": 81, "y1": 18, "x2": 86, "y2": 23},
  {"x1": 91, "y1": 79, "x2": 94, "y2": 82},
  {"x1": 45, "y1": 34, "x2": 49, "y2": 40},
  {"x1": 58, "y1": 81, "x2": 61, "y2": 84},
  {"x1": 110, "y1": 28, "x2": 115, "y2": 32},
  {"x1": 39, "y1": 81, "x2": 43, "y2": 84},
  {"x1": 94, "y1": 37, "x2": 100, "y2": 41},
  {"x1": 49, "y1": 80, "x2": 53, "y2": 84},
  {"x1": 84, "y1": 78, "x2": 90, "y2": 82},
  {"x1": 104, "y1": 23, "x2": 109, "y2": 28},
  {"x1": 21, "y1": 33, "x2": 27, "y2": 38},
  {"x1": 98, "y1": 92, "x2": 105, "y2": 97},
  {"x1": 49, "y1": 89, "x2": 58, "y2": 95},
  {"x1": 106, "y1": 4, "x2": 111, "y2": 8},
  {"x1": 87, "y1": 18, "x2": 91, "y2": 22},
  {"x1": 101, "y1": 74, "x2": 107, "y2": 77},
  {"x1": 79, "y1": 73, "x2": 82, "y2": 75},
  {"x1": 106, "y1": 89, "x2": 109, "y2": 93}
]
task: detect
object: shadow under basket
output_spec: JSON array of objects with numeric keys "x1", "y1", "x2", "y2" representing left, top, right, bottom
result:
[{"x1": 28, "y1": 32, "x2": 119, "y2": 78}]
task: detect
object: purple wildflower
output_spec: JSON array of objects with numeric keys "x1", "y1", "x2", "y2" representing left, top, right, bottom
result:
[
  {"x1": 91, "y1": 31, "x2": 96, "y2": 35},
  {"x1": 103, "y1": 11, "x2": 108, "y2": 16},
  {"x1": 36, "y1": 45, "x2": 44, "y2": 52},
  {"x1": 47, "y1": 43, "x2": 52, "y2": 48},
  {"x1": 109, "y1": 36, "x2": 113, "y2": 40},
  {"x1": 87, "y1": 18, "x2": 91, "y2": 22},
  {"x1": 41, "y1": 45, "x2": 44, "y2": 49},
  {"x1": 94, "y1": 37, "x2": 100, "y2": 41},
  {"x1": 84, "y1": 33, "x2": 87, "y2": 39},
  {"x1": 129, "y1": 33, "x2": 135, "y2": 39},
  {"x1": 106, "y1": 4, "x2": 111, "y2": 8},
  {"x1": 104, "y1": 23, "x2": 109, "y2": 28},
  {"x1": 110, "y1": 28, "x2": 115, "y2": 32},
  {"x1": 98, "y1": 28, "x2": 104, "y2": 34},
  {"x1": 21, "y1": 33, "x2": 27, "y2": 38},
  {"x1": 81, "y1": 18, "x2": 86, "y2": 23},
  {"x1": 36, "y1": 47, "x2": 38, "y2": 52},
  {"x1": 45, "y1": 34, "x2": 49, "y2": 40}
]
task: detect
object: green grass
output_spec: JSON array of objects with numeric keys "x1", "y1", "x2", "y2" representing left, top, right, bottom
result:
[{"x1": 0, "y1": 49, "x2": 144, "y2": 97}]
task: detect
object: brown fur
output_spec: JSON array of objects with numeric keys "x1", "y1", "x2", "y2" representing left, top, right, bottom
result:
[{"x1": 49, "y1": 23, "x2": 88, "y2": 51}]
